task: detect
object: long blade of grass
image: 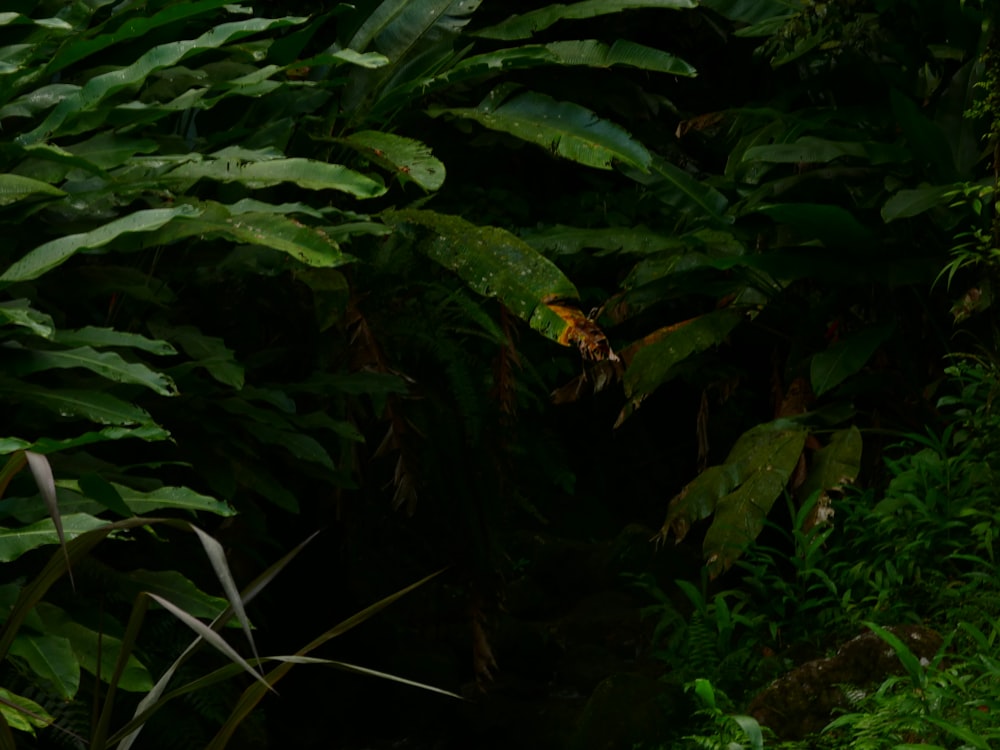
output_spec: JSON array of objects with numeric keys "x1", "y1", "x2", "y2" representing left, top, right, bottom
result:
[
  {"x1": 206, "y1": 569, "x2": 444, "y2": 750},
  {"x1": 113, "y1": 531, "x2": 319, "y2": 750},
  {"x1": 190, "y1": 526, "x2": 261, "y2": 674},
  {"x1": 23, "y1": 451, "x2": 72, "y2": 588},
  {"x1": 145, "y1": 594, "x2": 275, "y2": 695}
]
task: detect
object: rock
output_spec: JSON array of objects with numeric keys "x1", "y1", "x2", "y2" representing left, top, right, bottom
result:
[{"x1": 747, "y1": 625, "x2": 943, "y2": 740}]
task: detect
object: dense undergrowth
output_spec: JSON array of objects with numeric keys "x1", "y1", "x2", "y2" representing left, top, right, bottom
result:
[{"x1": 1, "y1": 0, "x2": 999, "y2": 747}]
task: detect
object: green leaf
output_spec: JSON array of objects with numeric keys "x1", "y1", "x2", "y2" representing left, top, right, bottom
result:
[
  {"x1": 8, "y1": 346, "x2": 178, "y2": 396},
  {"x1": 9, "y1": 633, "x2": 79, "y2": 700},
  {"x1": 3, "y1": 385, "x2": 157, "y2": 426},
  {"x1": 0, "y1": 299, "x2": 54, "y2": 338},
  {"x1": 27, "y1": 424, "x2": 170, "y2": 454},
  {"x1": 151, "y1": 324, "x2": 244, "y2": 389},
  {"x1": 53, "y1": 327, "x2": 176, "y2": 355},
  {"x1": 383, "y1": 209, "x2": 581, "y2": 343},
  {"x1": 35, "y1": 602, "x2": 152, "y2": 691},
  {"x1": 0, "y1": 688, "x2": 52, "y2": 734},
  {"x1": 339, "y1": 130, "x2": 446, "y2": 191},
  {"x1": 523, "y1": 224, "x2": 681, "y2": 256},
  {"x1": 126, "y1": 569, "x2": 230, "y2": 622},
  {"x1": 753, "y1": 203, "x2": 873, "y2": 248},
  {"x1": 881, "y1": 184, "x2": 957, "y2": 222},
  {"x1": 78, "y1": 473, "x2": 132, "y2": 517},
  {"x1": 165, "y1": 157, "x2": 386, "y2": 198},
  {"x1": 430, "y1": 89, "x2": 651, "y2": 171},
  {"x1": 18, "y1": 16, "x2": 308, "y2": 145},
  {"x1": 798, "y1": 426, "x2": 862, "y2": 500},
  {"x1": 0, "y1": 174, "x2": 65, "y2": 206},
  {"x1": 475, "y1": 0, "x2": 697, "y2": 40},
  {"x1": 109, "y1": 484, "x2": 235, "y2": 518},
  {"x1": 63, "y1": 132, "x2": 159, "y2": 170},
  {"x1": 624, "y1": 309, "x2": 743, "y2": 399},
  {"x1": 890, "y1": 89, "x2": 957, "y2": 182},
  {"x1": 0, "y1": 206, "x2": 201, "y2": 282},
  {"x1": 543, "y1": 39, "x2": 696, "y2": 75},
  {"x1": 639, "y1": 155, "x2": 730, "y2": 222},
  {"x1": 659, "y1": 464, "x2": 740, "y2": 541},
  {"x1": 703, "y1": 426, "x2": 807, "y2": 576},
  {"x1": 863, "y1": 622, "x2": 925, "y2": 686},
  {"x1": 0, "y1": 514, "x2": 108, "y2": 563},
  {"x1": 810, "y1": 323, "x2": 894, "y2": 396},
  {"x1": 743, "y1": 136, "x2": 908, "y2": 165}
]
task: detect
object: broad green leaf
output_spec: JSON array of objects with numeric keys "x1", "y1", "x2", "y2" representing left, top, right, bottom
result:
[
  {"x1": 543, "y1": 39, "x2": 696, "y2": 76},
  {"x1": 0, "y1": 688, "x2": 52, "y2": 734},
  {"x1": 53, "y1": 326, "x2": 176, "y2": 355},
  {"x1": 2, "y1": 385, "x2": 156, "y2": 426},
  {"x1": 18, "y1": 16, "x2": 308, "y2": 145},
  {"x1": 523, "y1": 224, "x2": 682, "y2": 256},
  {"x1": 110, "y1": 484, "x2": 235, "y2": 518},
  {"x1": 339, "y1": 130, "x2": 446, "y2": 191},
  {"x1": 810, "y1": 323, "x2": 894, "y2": 396},
  {"x1": 9, "y1": 633, "x2": 79, "y2": 700},
  {"x1": 247, "y1": 424, "x2": 337, "y2": 471},
  {"x1": 151, "y1": 324, "x2": 244, "y2": 389},
  {"x1": 798, "y1": 426, "x2": 862, "y2": 500},
  {"x1": 753, "y1": 203, "x2": 873, "y2": 248},
  {"x1": 8, "y1": 346, "x2": 178, "y2": 396},
  {"x1": 699, "y1": 0, "x2": 793, "y2": 24},
  {"x1": 743, "y1": 136, "x2": 908, "y2": 165},
  {"x1": 383, "y1": 209, "x2": 581, "y2": 343},
  {"x1": 881, "y1": 184, "x2": 957, "y2": 222},
  {"x1": 165, "y1": 157, "x2": 386, "y2": 198},
  {"x1": 475, "y1": 0, "x2": 697, "y2": 40},
  {"x1": 78, "y1": 473, "x2": 131, "y2": 517},
  {"x1": 27, "y1": 424, "x2": 170, "y2": 454},
  {"x1": 0, "y1": 174, "x2": 65, "y2": 206},
  {"x1": 347, "y1": 0, "x2": 480, "y2": 55},
  {"x1": 63, "y1": 132, "x2": 159, "y2": 170},
  {"x1": 703, "y1": 427, "x2": 807, "y2": 576},
  {"x1": 0, "y1": 299, "x2": 54, "y2": 338},
  {"x1": 0, "y1": 206, "x2": 201, "y2": 282},
  {"x1": 624, "y1": 309, "x2": 743, "y2": 399},
  {"x1": 35, "y1": 602, "x2": 152, "y2": 691},
  {"x1": 0, "y1": 514, "x2": 108, "y2": 563},
  {"x1": 644, "y1": 156, "x2": 729, "y2": 221},
  {"x1": 126, "y1": 569, "x2": 231, "y2": 622},
  {"x1": 147, "y1": 202, "x2": 352, "y2": 268},
  {"x1": 0, "y1": 83, "x2": 81, "y2": 121},
  {"x1": 658, "y1": 464, "x2": 740, "y2": 541},
  {"x1": 430, "y1": 90, "x2": 651, "y2": 171},
  {"x1": 890, "y1": 89, "x2": 958, "y2": 182}
]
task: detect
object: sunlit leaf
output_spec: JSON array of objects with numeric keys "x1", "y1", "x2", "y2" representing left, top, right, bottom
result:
[
  {"x1": 0, "y1": 174, "x2": 65, "y2": 206},
  {"x1": 0, "y1": 514, "x2": 108, "y2": 563}
]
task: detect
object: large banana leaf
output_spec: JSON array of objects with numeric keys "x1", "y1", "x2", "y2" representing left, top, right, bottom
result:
[
  {"x1": 341, "y1": 0, "x2": 482, "y2": 113},
  {"x1": 430, "y1": 89, "x2": 651, "y2": 171},
  {"x1": 475, "y1": 0, "x2": 697, "y2": 40},
  {"x1": 658, "y1": 422, "x2": 807, "y2": 577},
  {"x1": 383, "y1": 209, "x2": 583, "y2": 343}
]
